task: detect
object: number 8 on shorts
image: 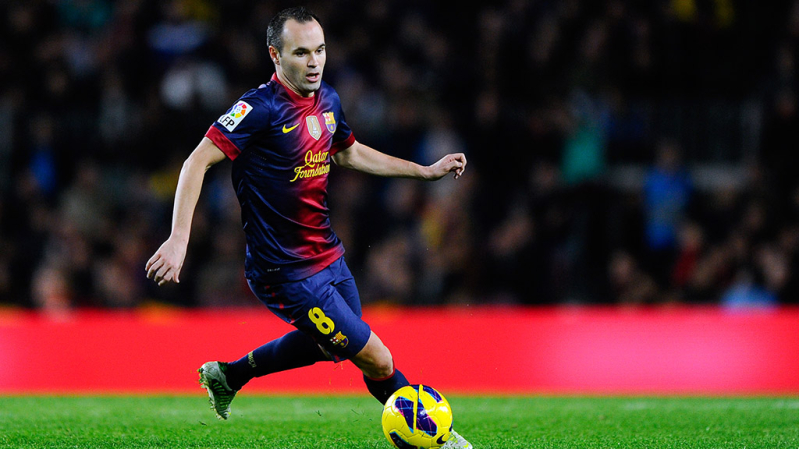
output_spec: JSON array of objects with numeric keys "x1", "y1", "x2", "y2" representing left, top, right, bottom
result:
[{"x1": 308, "y1": 307, "x2": 335, "y2": 335}]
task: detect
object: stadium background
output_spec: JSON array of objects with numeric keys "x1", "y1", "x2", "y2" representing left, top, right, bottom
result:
[{"x1": 1, "y1": 0, "x2": 799, "y2": 394}]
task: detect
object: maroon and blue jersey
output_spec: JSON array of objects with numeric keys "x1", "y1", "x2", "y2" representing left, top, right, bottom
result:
[{"x1": 205, "y1": 74, "x2": 356, "y2": 284}]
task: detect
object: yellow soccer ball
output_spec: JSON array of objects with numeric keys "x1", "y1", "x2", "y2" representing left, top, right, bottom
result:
[{"x1": 381, "y1": 385, "x2": 453, "y2": 449}]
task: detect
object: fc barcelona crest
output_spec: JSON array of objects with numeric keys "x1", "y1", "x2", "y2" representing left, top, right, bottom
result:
[
  {"x1": 323, "y1": 112, "x2": 336, "y2": 134},
  {"x1": 306, "y1": 116, "x2": 322, "y2": 140}
]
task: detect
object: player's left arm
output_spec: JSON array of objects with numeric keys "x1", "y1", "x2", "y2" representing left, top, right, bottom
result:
[{"x1": 332, "y1": 140, "x2": 466, "y2": 180}]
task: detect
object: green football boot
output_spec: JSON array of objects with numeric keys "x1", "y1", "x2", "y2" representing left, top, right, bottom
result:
[
  {"x1": 198, "y1": 361, "x2": 238, "y2": 420},
  {"x1": 442, "y1": 429, "x2": 473, "y2": 449}
]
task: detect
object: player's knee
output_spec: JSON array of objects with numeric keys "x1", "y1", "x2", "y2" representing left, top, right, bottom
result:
[
  {"x1": 369, "y1": 352, "x2": 394, "y2": 379},
  {"x1": 353, "y1": 336, "x2": 394, "y2": 378},
  {"x1": 361, "y1": 348, "x2": 394, "y2": 378}
]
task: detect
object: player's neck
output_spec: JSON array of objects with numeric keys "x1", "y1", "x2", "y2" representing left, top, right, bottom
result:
[{"x1": 275, "y1": 70, "x2": 315, "y2": 99}]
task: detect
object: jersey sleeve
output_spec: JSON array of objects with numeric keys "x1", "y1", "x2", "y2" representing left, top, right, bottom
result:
[
  {"x1": 330, "y1": 103, "x2": 355, "y2": 155},
  {"x1": 205, "y1": 89, "x2": 270, "y2": 160}
]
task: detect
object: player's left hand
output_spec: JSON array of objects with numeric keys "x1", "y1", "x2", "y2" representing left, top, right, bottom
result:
[{"x1": 427, "y1": 153, "x2": 467, "y2": 180}]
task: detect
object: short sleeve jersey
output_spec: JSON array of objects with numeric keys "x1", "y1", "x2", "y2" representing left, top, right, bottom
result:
[{"x1": 205, "y1": 74, "x2": 355, "y2": 284}]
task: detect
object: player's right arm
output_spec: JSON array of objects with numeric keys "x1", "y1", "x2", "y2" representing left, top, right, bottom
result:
[{"x1": 145, "y1": 137, "x2": 226, "y2": 286}]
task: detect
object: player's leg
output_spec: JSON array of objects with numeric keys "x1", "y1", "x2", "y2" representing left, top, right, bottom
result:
[
  {"x1": 198, "y1": 274, "x2": 335, "y2": 420},
  {"x1": 224, "y1": 329, "x2": 329, "y2": 390},
  {"x1": 199, "y1": 333, "x2": 330, "y2": 420},
  {"x1": 351, "y1": 331, "x2": 410, "y2": 404},
  {"x1": 199, "y1": 259, "x2": 373, "y2": 418},
  {"x1": 199, "y1": 329, "x2": 329, "y2": 419},
  {"x1": 329, "y1": 258, "x2": 411, "y2": 403},
  {"x1": 333, "y1": 259, "x2": 472, "y2": 449},
  {"x1": 349, "y1": 331, "x2": 392, "y2": 378}
]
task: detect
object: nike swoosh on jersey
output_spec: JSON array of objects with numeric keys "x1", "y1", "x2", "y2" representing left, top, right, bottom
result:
[{"x1": 282, "y1": 123, "x2": 299, "y2": 133}]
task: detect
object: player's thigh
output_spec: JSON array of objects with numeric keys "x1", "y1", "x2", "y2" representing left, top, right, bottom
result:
[
  {"x1": 249, "y1": 268, "x2": 371, "y2": 362},
  {"x1": 331, "y1": 257, "x2": 363, "y2": 317}
]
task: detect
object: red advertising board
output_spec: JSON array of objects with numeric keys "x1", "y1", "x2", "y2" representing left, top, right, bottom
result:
[{"x1": 1, "y1": 306, "x2": 798, "y2": 394}]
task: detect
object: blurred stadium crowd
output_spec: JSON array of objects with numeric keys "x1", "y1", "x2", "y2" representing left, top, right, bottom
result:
[{"x1": 1, "y1": 0, "x2": 799, "y2": 310}]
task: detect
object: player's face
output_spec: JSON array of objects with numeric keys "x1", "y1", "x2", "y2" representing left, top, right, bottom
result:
[{"x1": 274, "y1": 19, "x2": 326, "y2": 97}]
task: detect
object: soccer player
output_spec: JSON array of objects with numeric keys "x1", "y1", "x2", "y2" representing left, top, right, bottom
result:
[{"x1": 145, "y1": 6, "x2": 472, "y2": 448}]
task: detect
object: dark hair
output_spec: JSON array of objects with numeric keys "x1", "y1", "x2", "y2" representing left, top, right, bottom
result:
[{"x1": 266, "y1": 6, "x2": 322, "y2": 54}]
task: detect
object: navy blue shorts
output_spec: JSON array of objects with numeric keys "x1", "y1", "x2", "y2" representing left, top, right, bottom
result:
[{"x1": 247, "y1": 257, "x2": 371, "y2": 362}]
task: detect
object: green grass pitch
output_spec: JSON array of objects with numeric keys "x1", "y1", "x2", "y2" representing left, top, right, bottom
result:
[{"x1": 1, "y1": 395, "x2": 798, "y2": 448}]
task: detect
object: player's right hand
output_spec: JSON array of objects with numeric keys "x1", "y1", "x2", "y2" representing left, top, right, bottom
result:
[{"x1": 145, "y1": 238, "x2": 188, "y2": 286}]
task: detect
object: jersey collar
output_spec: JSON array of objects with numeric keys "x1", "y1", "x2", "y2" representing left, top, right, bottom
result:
[{"x1": 271, "y1": 73, "x2": 316, "y2": 105}]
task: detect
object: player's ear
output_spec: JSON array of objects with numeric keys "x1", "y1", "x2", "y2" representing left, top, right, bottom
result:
[{"x1": 269, "y1": 46, "x2": 280, "y2": 65}]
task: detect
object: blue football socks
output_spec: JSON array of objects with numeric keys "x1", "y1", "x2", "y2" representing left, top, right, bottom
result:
[
  {"x1": 363, "y1": 367, "x2": 410, "y2": 404},
  {"x1": 225, "y1": 330, "x2": 328, "y2": 390},
  {"x1": 224, "y1": 329, "x2": 410, "y2": 403}
]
